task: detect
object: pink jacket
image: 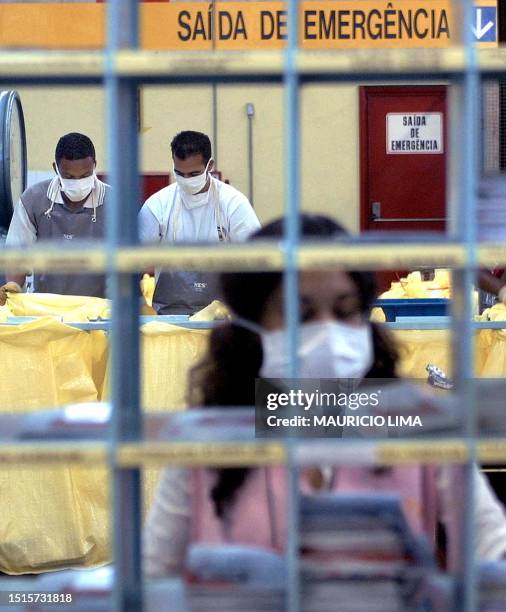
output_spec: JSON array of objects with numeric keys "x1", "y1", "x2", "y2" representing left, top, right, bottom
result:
[
  {"x1": 190, "y1": 464, "x2": 462, "y2": 565},
  {"x1": 191, "y1": 466, "x2": 288, "y2": 553}
]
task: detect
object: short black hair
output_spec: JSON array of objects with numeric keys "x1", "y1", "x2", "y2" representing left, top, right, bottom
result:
[
  {"x1": 55, "y1": 132, "x2": 96, "y2": 163},
  {"x1": 171, "y1": 131, "x2": 212, "y2": 164}
]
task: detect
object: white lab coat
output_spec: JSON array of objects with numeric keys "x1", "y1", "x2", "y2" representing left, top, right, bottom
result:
[{"x1": 138, "y1": 177, "x2": 260, "y2": 246}]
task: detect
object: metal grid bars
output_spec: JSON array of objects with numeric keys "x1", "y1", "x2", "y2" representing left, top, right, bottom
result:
[{"x1": 0, "y1": 1, "x2": 503, "y2": 611}]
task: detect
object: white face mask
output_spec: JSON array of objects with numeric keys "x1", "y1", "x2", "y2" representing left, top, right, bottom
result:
[
  {"x1": 179, "y1": 188, "x2": 211, "y2": 211},
  {"x1": 174, "y1": 159, "x2": 212, "y2": 209},
  {"x1": 56, "y1": 166, "x2": 95, "y2": 203},
  {"x1": 259, "y1": 320, "x2": 374, "y2": 380}
]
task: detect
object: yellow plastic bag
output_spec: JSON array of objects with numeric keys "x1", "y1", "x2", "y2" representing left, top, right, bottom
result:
[
  {"x1": 0, "y1": 317, "x2": 100, "y2": 409},
  {"x1": 370, "y1": 307, "x2": 386, "y2": 323},
  {"x1": 140, "y1": 322, "x2": 210, "y2": 412},
  {"x1": 2, "y1": 294, "x2": 110, "y2": 399},
  {"x1": 380, "y1": 270, "x2": 453, "y2": 300},
  {"x1": 0, "y1": 305, "x2": 9, "y2": 323},
  {"x1": 6, "y1": 293, "x2": 110, "y2": 322},
  {"x1": 393, "y1": 324, "x2": 503, "y2": 380},
  {"x1": 90, "y1": 330, "x2": 109, "y2": 402},
  {"x1": 0, "y1": 318, "x2": 109, "y2": 574},
  {"x1": 189, "y1": 299, "x2": 229, "y2": 321},
  {"x1": 140, "y1": 274, "x2": 155, "y2": 308},
  {"x1": 99, "y1": 321, "x2": 211, "y2": 510},
  {"x1": 476, "y1": 304, "x2": 506, "y2": 377},
  {"x1": 392, "y1": 329, "x2": 452, "y2": 378},
  {"x1": 141, "y1": 322, "x2": 211, "y2": 510}
]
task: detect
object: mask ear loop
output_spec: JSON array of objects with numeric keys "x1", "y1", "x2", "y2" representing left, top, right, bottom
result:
[
  {"x1": 44, "y1": 170, "x2": 61, "y2": 219},
  {"x1": 91, "y1": 175, "x2": 103, "y2": 223}
]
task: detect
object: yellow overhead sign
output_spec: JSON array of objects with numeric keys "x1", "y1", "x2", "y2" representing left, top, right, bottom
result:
[
  {"x1": 0, "y1": 2, "x2": 497, "y2": 50},
  {"x1": 168, "y1": 1, "x2": 454, "y2": 49}
]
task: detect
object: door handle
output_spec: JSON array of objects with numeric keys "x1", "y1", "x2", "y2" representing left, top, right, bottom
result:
[
  {"x1": 371, "y1": 201, "x2": 445, "y2": 222},
  {"x1": 371, "y1": 201, "x2": 381, "y2": 220}
]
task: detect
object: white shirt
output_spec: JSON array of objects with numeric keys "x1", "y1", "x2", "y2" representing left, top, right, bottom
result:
[
  {"x1": 5, "y1": 201, "x2": 38, "y2": 247},
  {"x1": 138, "y1": 178, "x2": 260, "y2": 246}
]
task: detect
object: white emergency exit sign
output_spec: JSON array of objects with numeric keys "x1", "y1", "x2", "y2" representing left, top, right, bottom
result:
[{"x1": 386, "y1": 113, "x2": 443, "y2": 154}]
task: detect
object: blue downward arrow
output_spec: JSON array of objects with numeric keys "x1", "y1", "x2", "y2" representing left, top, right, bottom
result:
[{"x1": 472, "y1": 7, "x2": 496, "y2": 42}]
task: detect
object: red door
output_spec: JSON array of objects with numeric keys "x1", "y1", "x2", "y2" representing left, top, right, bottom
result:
[
  {"x1": 359, "y1": 86, "x2": 447, "y2": 293},
  {"x1": 360, "y1": 85, "x2": 447, "y2": 233}
]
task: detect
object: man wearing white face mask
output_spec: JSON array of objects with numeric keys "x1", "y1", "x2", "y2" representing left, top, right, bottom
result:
[
  {"x1": 1, "y1": 132, "x2": 108, "y2": 301},
  {"x1": 138, "y1": 130, "x2": 260, "y2": 314}
]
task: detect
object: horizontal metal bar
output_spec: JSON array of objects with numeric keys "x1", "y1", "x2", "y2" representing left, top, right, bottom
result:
[
  {"x1": 0, "y1": 407, "x2": 505, "y2": 465},
  {"x1": 477, "y1": 244, "x2": 506, "y2": 267},
  {"x1": 295, "y1": 439, "x2": 469, "y2": 466},
  {"x1": 139, "y1": 315, "x2": 216, "y2": 329},
  {"x1": 481, "y1": 469, "x2": 506, "y2": 472},
  {"x1": 297, "y1": 440, "x2": 506, "y2": 466},
  {"x1": 115, "y1": 439, "x2": 506, "y2": 467},
  {"x1": 117, "y1": 48, "x2": 468, "y2": 79},
  {"x1": 3, "y1": 316, "x2": 506, "y2": 332},
  {"x1": 1, "y1": 242, "x2": 506, "y2": 272},
  {"x1": 118, "y1": 441, "x2": 286, "y2": 467},
  {"x1": 0, "y1": 439, "x2": 501, "y2": 467},
  {"x1": 0, "y1": 242, "x2": 468, "y2": 272},
  {"x1": 0, "y1": 48, "x2": 505, "y2": 85},
  {"x1": 0, "y1": 317, "x2": 109, "y2": 330},
  {"x1": 386, "y1": 321, "x2": 506, "y2": 330},
  {"x1": 0, "y1": 317, "x2": 218, "y2": 331},
  {"x1": 373, "y1": 218, "x2": 446, "y2": 223},
  {"x1": 0, "y1": 443, "x2": 106, "y2": 465},
  {"x1": 477, "y1": 48, "x2": 506, "y2": 75},
  {"x1": 0, "y1": 51, "x2": 104, "y2": 80}
]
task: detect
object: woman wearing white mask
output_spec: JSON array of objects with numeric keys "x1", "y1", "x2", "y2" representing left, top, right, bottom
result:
[
  {"x1": 1, "y1": 132, "x2": 108, "y2": 301},
  {"x1": 138, "y1": 130, "x2": 260, "y2": 315},
  {"x1": 144, "y1": 215, "x2": 506, "y2": 578}
]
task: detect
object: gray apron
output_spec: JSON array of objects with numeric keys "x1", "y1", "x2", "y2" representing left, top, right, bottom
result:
[
  {"x1": 22, "y1": 180, "x2": 106, "y2": 298},
  {"x1": 152, "y1": 187, "x2": 226, "y2": 315},
  {"x1": 153, "y1": 270, "x2": 222, "y2": 315}
]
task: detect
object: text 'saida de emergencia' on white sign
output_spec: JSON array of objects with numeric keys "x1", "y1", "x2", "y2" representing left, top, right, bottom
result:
[{"x1": 387, "y1": 113, "x2": 443, "y2": 155}]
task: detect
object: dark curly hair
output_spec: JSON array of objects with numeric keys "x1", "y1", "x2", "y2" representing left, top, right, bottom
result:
[
  {"x1": 189, "y1": 214, "x2": 399, "y2": 519},
  {"x1": 171, "y1": 130, "x2": 212, "y2": 164},
  {"x1": 55, "y1": 132, "x2": 96, "y2": 163}
]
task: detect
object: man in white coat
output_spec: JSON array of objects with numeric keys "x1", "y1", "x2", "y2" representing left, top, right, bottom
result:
[{"x1": 139, "y1": 130, "x2": 260, "y2": 314}]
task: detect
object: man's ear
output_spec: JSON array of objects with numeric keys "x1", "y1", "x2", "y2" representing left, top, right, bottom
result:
[
  {"x1": 208, "y1": 158, "x2": 215, "y2": 173},
  {"x1": 52, "y1": 161, "x2": 57, "y2": 174}
]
